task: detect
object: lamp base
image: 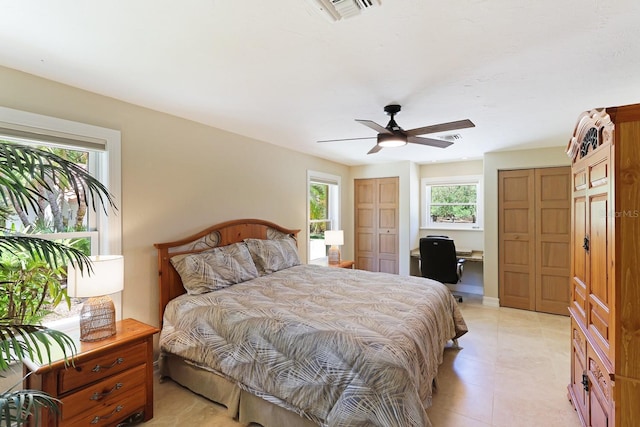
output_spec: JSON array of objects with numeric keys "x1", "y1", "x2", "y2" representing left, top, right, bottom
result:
[
  {"x1": 328, "y1": 245, "x2": 341, "y2": 265},
  {"x1": 79, "y1": 295, "x2": 116, "y2": 342}
]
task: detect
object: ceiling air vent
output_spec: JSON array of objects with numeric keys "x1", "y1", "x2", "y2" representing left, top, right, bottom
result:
[
  {"x1": 312, "y1": 0, "x2": 381, "y2": 21},
  {"x1": 440, "y1": 134, "x2": 463, "y2": 142}
]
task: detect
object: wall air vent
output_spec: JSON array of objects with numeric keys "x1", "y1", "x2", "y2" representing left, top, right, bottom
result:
[{"x1": 311, "y1": 0, "x2": 381, "y2": 21}]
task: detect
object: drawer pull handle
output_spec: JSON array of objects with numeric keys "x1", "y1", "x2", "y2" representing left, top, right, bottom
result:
[
  {"x1": 90, "y1": 405, "x2": 123, "y2": 424},
  {"x1": 90, "y1": 383, "x2": 123, "y2": 401},
  {"x1": 92, "y1": 357, "x2": 124, "y2": 372}
]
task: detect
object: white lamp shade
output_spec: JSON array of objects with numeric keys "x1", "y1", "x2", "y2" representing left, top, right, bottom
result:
[
  {"x1": 67, "y1": 255, "x2": 124, "y2": 298},
  {"x1": 324, "y1": 230, "x2": 344, "y2": 246}
]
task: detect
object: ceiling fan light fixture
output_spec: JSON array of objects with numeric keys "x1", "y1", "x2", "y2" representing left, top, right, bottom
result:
[
  {"x1": 317, "y1": 104, "x2": 474, "y2": 155},
  {"x1": 377, "y1": 133, "x2": 407, "y2": 148}
]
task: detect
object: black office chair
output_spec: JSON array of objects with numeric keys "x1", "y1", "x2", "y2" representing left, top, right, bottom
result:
[{"x1": 419, "y1": 236, "x2": 465, "y2": 302}]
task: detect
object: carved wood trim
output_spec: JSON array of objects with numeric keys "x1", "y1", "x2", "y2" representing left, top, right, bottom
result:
[
  {"x1": 566, "y1": 108, "x2": 614, "y2": 162},
  {"x1": 154, "y1": 219, "x2": 301, "y2": 327},
  {"x1": 589, "y1": 358, "x2": 610, "y2": 401},
  {"x1": 573, "y1": 328, "x2": 585, "y2": 360}
]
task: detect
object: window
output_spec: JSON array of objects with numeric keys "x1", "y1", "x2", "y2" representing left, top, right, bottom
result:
[
  {"x1": 0, "y1": 106, "x2": 122, "y2": 328},
  {"x1": 422, "y1": 175, "x2": 483, "y2": 230},
  {"x1": 3, "y1": 145, "x2": 99, "y2": 252},
  {"x1": 307, "y1": 171, "x2": 340, "y2": 262}
]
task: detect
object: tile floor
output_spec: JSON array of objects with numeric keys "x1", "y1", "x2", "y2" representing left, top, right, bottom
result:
[{"x1": 146, "y1": 295, "x2": 581, "y2": 426}]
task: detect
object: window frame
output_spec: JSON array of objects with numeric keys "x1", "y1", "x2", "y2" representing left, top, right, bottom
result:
[
  {"x1": 0, "y1": 106, "x2": 122, "y2": 329},
  {"x1": 307, "y1": 170, "x2": 341, "y2": 263},
  {"x1": 421, "y1": 175, "x2": 483, "y2": 230}
]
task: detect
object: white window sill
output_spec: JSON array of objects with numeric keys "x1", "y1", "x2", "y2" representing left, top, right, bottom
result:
[
  {"x1": 420, "y1": 227, "x2": 484, "y2": 232},
  {"x1": 43, "y1": 315, "x2": 81, "y2": 336}
]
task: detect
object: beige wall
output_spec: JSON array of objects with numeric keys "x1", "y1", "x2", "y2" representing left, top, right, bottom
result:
[
  {"x1": 483, "y1": 146, "x2": 570, "y2": 306},
  {"x1": 0, "y1": 65, "x2": 349, "y2": 328},
  {"x1": 420, "y1": 159, "x2": 484, "y2": 178},
  {"x1": 419, "y1": 160, "x2": 484, "y2": 251},
  {"x1": 0, "y1": 64, "x2": 576, "y2": 321}
]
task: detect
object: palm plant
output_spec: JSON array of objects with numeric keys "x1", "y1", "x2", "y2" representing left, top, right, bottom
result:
[
  {"x1": 0, "y1": 141, "x2": 115, "y2": 426},
  {"x1": 309, "y1": 183, "x2": 328, "y2": 238}
]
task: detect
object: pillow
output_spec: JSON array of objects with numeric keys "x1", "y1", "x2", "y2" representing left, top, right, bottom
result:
[
  {"x1": 170, "y1": 242, "x2": 259, "y2": 295},
  {"x1": 244, "y1": 237, "x2": 301, "y2": 275}
]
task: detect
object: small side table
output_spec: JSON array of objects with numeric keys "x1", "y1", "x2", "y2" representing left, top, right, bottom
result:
[
  {"x1": 329, "y1": 260, "x2": 355, "y2": 269},
  {"x1": 23, "y1": 318, "x2": 159, "y2": 427}
]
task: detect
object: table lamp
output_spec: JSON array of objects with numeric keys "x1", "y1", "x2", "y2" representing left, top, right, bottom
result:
[
  {"x1": 324, "y1": 230, "x2": 344, "y2": 265},
  {"x1": 67, "y1": 255, "x2": 124, "y2": 342}
]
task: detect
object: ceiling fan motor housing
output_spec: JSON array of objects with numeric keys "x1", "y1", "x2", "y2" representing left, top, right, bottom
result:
[
  {"x1": 384, "y1": 104, "x2": 401, "y2": 115},
  {"x1": 383, "y1": 104, "x2": 403, "y2": 131}
]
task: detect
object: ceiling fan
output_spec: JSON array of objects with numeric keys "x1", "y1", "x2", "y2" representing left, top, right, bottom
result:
[{"x1": 318, "y1": 104, "x2": 475, "y2": 154}]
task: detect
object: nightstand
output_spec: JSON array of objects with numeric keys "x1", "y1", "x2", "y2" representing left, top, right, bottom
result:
[
  {"x1": 329, "y1": 260, "x2": 355, "y2": 269},
  {"x1": 23, "y1": 318, "x2": 159, "y2": 427}
]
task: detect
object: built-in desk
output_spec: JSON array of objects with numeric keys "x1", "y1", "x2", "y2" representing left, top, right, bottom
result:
[
  {"x1": 410, "y1": 248, "x2": 483, "y2": 262},
  {"x1": 410, "y1": 248, "x2": 484, "y2": 295}
]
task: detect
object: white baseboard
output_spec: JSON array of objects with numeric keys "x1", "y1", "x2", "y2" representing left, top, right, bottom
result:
[
  {"x1": 482, "y1": 296, "x2": 500, "y2": 307},
  {"x1": 447, "y1": 283, "x2": 483, "y2": 295}
]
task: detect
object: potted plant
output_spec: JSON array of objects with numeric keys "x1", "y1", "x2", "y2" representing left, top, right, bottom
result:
[{"x1": 0, "y1": 141, "x2": 115, "y2": 426}]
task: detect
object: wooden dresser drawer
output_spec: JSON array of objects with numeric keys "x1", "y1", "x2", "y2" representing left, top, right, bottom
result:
[
  {"x1": 60, "y1": 364, "x2": 146, "y2": 422},
  {"x1": 58, "y1": 341, "x2": 147, "y2": 393},
  {"x1": 64, "y1": 384, "x2": 146, "y2": 427},
  {"x1": 23, "y1": 319, "x2": 159, "y2": 427}
]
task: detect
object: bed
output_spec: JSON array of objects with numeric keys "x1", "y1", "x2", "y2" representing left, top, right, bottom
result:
[{"x1": 155, "y1": 219, "x2": 468, "y2": 427}]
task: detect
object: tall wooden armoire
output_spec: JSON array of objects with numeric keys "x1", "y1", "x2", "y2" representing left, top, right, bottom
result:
[{"x1": 566, "y1": 104, "x2": 640, "y2": 427}]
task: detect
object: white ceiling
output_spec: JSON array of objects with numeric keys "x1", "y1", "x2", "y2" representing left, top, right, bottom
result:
[{"x1": 1, "y1": 1, "x2": 639, "y2": 165}]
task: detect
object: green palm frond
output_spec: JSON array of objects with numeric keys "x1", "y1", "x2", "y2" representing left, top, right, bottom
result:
[
  {"x1": 0, "y1": 325, "x2": 76, "y2": 371},
  {"x1": 0, "y1": 235, "x2": 90, "y2": 272},
  {"x1": 0, "y1": 387, "x2": 60, "y2": 427},
  {"x1": 0, "y1": 142, "x2": 116, "y2": 223},
  {"x1": 0, "y1": 325, "x2": 74, "y2": 425},
  {"x1": 0, "y1": 141, "x2": 112, "y2": 425}
]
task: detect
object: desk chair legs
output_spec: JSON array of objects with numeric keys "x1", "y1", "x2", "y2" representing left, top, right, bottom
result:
[{"x1": 452, "y1": 259, "x2": 465, "y2": 302}]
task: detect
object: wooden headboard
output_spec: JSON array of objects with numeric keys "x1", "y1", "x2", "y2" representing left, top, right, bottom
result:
[{"x1": 154, "y1": 219, "x2": 300, "y2": 327}]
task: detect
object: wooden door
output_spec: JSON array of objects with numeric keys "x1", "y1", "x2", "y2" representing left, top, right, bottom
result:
[
  {"x1": 499, "y1": 167, "x2": 571, "y2": 314},
  {"x1": 377, "y1": 177, "x2": 399, "y2": 274},
  {"x1": 585, "y1": 148, "x2": 612, "y2": 360},
  {"x1": 569, "y1": 318, "x2": 588, "y2": 425},
  {"x1": 535, "y1": 167, "x2": 572, "y2": 315},
  {"x1": 570, "y1": 160, "x2": 588, "y2": 324},
  {"x1": 354, "y1": 177, "x2": 399, "y2": 273},
  {"x1": 355, "y1": 179, "x2": 376, "y2": 271},
  {"x1": 499, "y1": 169, "x2": 536, "y2": 310}
]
